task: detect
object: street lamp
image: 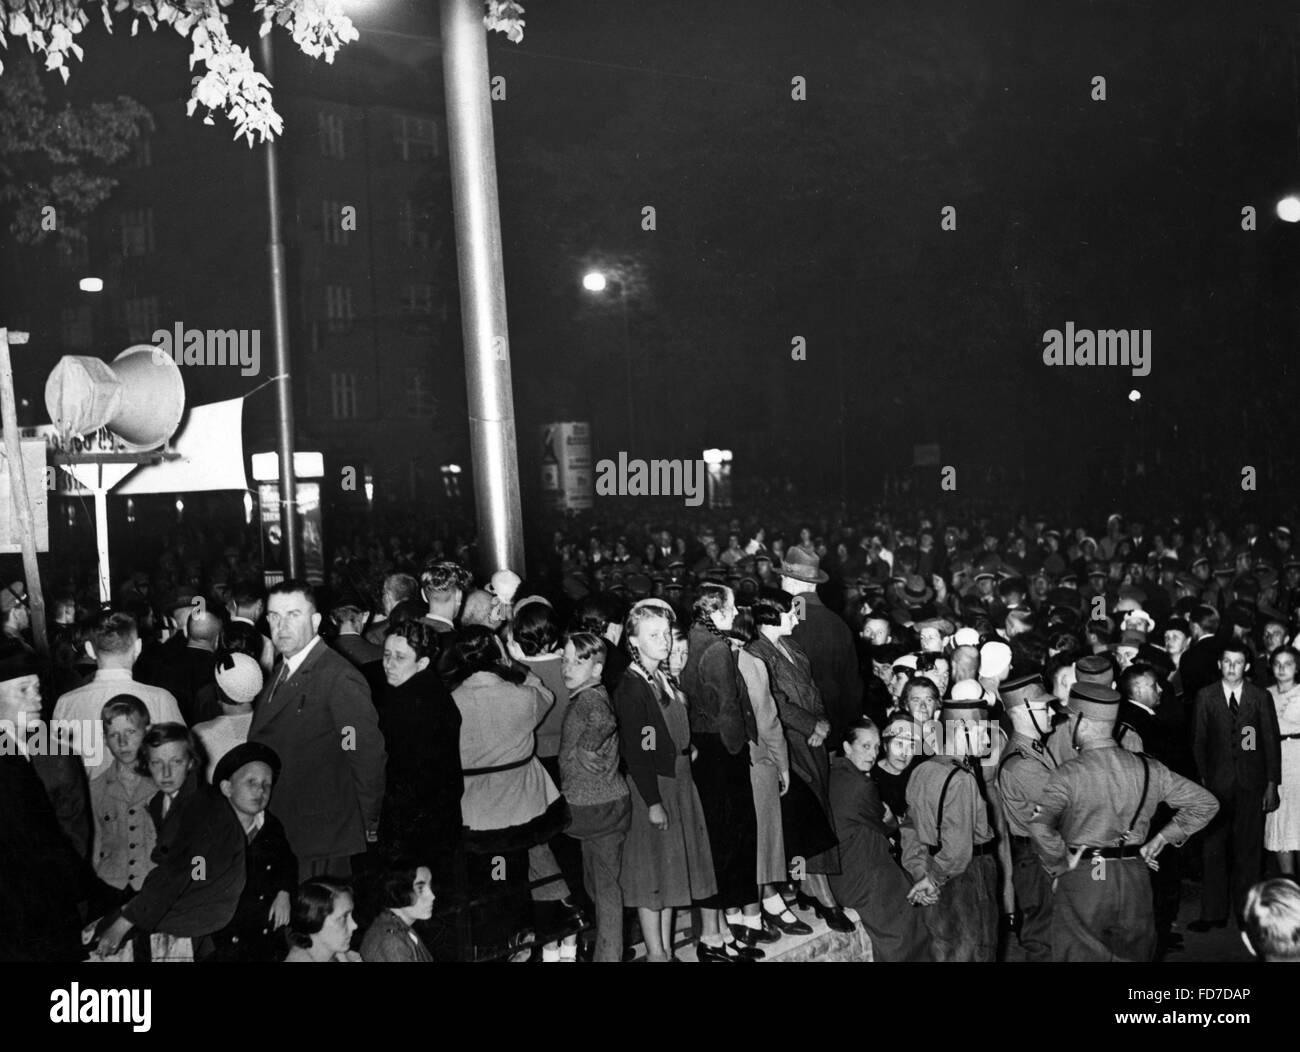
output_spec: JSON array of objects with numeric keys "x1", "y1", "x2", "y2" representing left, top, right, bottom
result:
[
  {"x1": 79, "y1": 277, "x2": 103, "y2": 293},
  {"x1": 583, "y1": 270, "x2": 635, "y2": 452},
  {"x1": 1277, "y1": 195, "x2": 1300, "y2": 223}
]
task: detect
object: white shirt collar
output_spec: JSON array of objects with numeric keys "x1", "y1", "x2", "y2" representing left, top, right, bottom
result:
[
  {"x1": 1129, "y1": 700, "x2": 1156, "y2": 716},
  {"x1": 1223, "y1": 681, "x2": 1242, "y2": 704},
  {"x1": 284, "y1": 635, "x2": 322, "y2": 677}
]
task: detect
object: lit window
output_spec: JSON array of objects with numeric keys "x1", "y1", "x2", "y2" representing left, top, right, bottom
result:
[
  {"x1": 393, "y1": 114, "x2": 436, "y2": 162},
  {"x1": 330, "y1": 371, "x2": 358, "y2": 420}
]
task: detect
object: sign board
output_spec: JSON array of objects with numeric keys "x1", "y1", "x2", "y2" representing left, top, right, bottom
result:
[
  {"x1": 0, "y1": 438, "x2": 50, "y2": 553},
  {"x1": 258, "y1": 480, "x2": 325, "y2": 584},
  {"x1": 540, "y1": 421, "x2": 593, "y2": 512}
]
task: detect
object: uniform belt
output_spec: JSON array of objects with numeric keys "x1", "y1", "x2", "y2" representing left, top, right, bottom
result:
[
  {"x1": 680, "y1": 746, "x2": 692, "y2": 756},
  {"x1": 928, "y1": 840, "x2": 996, "y2": 857},
  {"x1": 1282, "y1": 733, "x2": 1300, "y2": 741},
  {"x1": 1011, "y1": 835, "x2": 1032, "y2": 847},
  {"x1": 1072, "y1": 845, "x2": 1143, "y2": 860}
]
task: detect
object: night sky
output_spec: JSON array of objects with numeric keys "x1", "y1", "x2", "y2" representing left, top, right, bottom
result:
[{"x1": 467, "y1": 0, "x2": 1300, "y2": 496}]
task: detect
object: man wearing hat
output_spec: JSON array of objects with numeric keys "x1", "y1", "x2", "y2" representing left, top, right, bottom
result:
[
  {"x1": 209, "y1": 742, "x2": 298, "y2": 962},
  {"x1": 900, "y1": 696, "x2": 999, "y2": 962},
  {"x1": 997, "y1": 673, "x2": 1060, "y2": 962},
  {"x1": 1030, "y1": 683, "x2": 1218, "y2": 961},
  {"x1": 781, "y1": 548, "x2": 864, "y2": 752},
  {"x1": 0, "y1": 644, "x2": 91, "y2": 960},
  {"x1": 0, "y1": 580, "x2": 33, "y2": 654}
]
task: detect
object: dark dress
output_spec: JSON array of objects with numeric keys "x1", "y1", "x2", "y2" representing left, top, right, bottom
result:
[
  {"x1": 615, "y1": 667, "x2": 717, "y2": 909},
  {"x1": 680, "y1": 626, "x2": 758, "y2": 908},
  {"x1": 377, "y1": 666, "x2": 464, "y2": 889},
  {"x1": 747, "y1": 635, "x2": 840, "y2": 873},
  {"x1": 828, "y1": 757, "x2": 932, "y2": 962}
]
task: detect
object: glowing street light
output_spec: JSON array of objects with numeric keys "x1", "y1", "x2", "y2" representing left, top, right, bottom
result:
[
  {"x1": 1128, "y1": 389, "x2": 1142, "y2": 403},
  {"x1": 1277, "y1": 196, "x2": 1300, "y2": 223},
  {"x1": 582, "y1": 271, "x2": 607, "y2": 292},
  {"x1": 79, "y1": 277, "x2": 103, "y2": 292}
]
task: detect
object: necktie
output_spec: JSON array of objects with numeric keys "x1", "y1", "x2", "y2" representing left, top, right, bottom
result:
[
  {"x1": 1229, "y1": 692, "x2": 1239, "y2": 718},
  {"x1": 267, "y1": 662, "x2": 288, "y2": 706},
  {"x1": 161, "y1": 793, "x2": 173, "y2": 819}
]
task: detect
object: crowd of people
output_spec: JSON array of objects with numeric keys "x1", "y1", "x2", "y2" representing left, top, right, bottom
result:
[{"x1": 4, "y1": 502, "x2": 1300, "y2": 963}]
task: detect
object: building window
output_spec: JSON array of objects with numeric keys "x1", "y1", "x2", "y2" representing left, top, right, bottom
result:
[
  {"x1": 330, "y1": 371, "x2": 358, "y2": 420},
  {"x1": 397, "y1": 198, "x2": 430, "y2": 248},
  {"x1": 123, "y1": 296, "x2": 160, "y2": 342},
  {"x1": 120, "y1": 209, "x2": 155, "y2": 257},
  {"x1": 324, "y1": 285, "x2": 354, "y2": 333},
  {"x1": 400, "y1": 283, "x2": 433, "y2": 335},
  {"x1": 321, "y1": 200, "x2": 351, "y2": 245},
  {"x1": 406, "y1": 369, "x2": 436, "y2": 418},
  {"x1": 318, "y1": 111, "x2": 346, "y2": 159},
  {"x1": 393, "y1": 115, "x2": 436, "y2": 162},
  {"x1": 60, "y1": 305, "x2": 92, "y2": 349}
]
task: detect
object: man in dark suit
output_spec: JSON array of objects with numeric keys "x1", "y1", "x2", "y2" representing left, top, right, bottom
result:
[
  {"x1": 1191, "y1": 641, "x2": 1282, "y2": 929},
  {"x1": 249, "y1": 580, "x2": 387, "y2": 881},
  {"x1": 0, "y1": 645, "x2": 90, "y2": 961},
  {"x1": 1179, "y1": 605, "x2": 1230, "y2": 705}
]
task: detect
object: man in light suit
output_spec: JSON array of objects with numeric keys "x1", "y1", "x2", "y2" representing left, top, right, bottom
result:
[
  {"x1": 1191, "y1": 641, "x2": 1281, "y2": 930},
  {"x1": 249, "y1": 581, "x2": 386, "y2": 881}
]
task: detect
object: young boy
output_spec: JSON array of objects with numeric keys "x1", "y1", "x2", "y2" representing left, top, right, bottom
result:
[
  {"x1": 210, "y1": 741, "x2": 299, "y2": 962},
  {"x1": 558, "y1": 632, "x2": 631, "y2": 963}
]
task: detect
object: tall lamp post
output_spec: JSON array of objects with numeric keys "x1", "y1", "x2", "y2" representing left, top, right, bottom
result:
[
  {"x1": 259, "y1": 31, "x2": 301, "y2": 579},
  {"x1": 582, "y1": 271, "x2": 635, "y2": 452}
]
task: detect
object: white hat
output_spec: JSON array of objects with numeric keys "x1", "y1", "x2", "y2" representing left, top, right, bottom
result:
[
  {"x1": 979, "y1": 641, "x2": 1012, "y2": 680},
  {"x1": 215, "y1": 653, "x2": 264, "y2": 705},
  {"x1": 950, "y1": 679, "x2": 985, "y2": 702},
  {"x1": 893, "y1": 653, "x2": 920, "y2": 672},
  {"x1": 953, "y1": 627, "x2": 981, "y2": 647}
]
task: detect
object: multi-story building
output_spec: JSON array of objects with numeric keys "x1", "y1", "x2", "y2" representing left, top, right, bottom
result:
[{"x1": 3, "y1": 13, "x2": 466, "y2": 530}]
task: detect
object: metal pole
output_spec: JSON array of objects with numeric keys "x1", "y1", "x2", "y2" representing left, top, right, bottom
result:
[
  {"x1": 619, "y1": 289, "x2": 634, "y2": 452},
  {"x1": 441, "y1": 0, "x2": 524, "y2": 576},
  {"x1": 260, "y1": 32, "x2": 301, "y2": 579},
  {"x1": 0, "y1": 328, "x2": 48, "y2": 657},
  {"x1": 93, "y1": 487, "x2": 111, "y2": 605}
]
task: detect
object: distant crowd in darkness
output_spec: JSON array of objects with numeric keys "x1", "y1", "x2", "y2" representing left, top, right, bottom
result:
[{"x1": 4, "y1": 501, "x2": 1300, "y2": 962}]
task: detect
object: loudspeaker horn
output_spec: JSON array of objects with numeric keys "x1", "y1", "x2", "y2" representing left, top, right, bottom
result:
[{"x1": 45, "y1": 344, "x2": 186, "y2": 452}]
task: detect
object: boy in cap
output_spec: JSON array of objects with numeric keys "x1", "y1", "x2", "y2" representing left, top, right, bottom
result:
[
  {"x1": 900, "y1": 696, "x2": 999, "y2": 961},
  {"x1": 210, "y1": 741, "x2": 297, "y2": 961},
  {"x1": 997, "y1": 673, "x2": 1059, "y2": 962},
  {"x1": 1029, "y1": 683, "x2": 1218, "y2": 961}
]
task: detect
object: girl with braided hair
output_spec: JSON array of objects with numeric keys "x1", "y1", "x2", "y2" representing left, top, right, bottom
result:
[{"x1": 614, "y1": 603, "x2": 716, "y2": 961}]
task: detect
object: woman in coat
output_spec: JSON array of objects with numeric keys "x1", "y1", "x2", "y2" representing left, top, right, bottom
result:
[
  {"x1": 615, "y1": 602, "x2": 717, "y2": 961},
  {"x1": 748, "y1": 594, "x2": 854, "y2": 933},
  {"x1": 680, "y1": 584, "x2": 764, "y2": 960},
  {"x1": 447, "y1": 627, "x2": 578, "y2": 960},
  {"x1": 378, "y1": 621, "x2": 463, "y2": 892},
  {"x1": 829, "y1": 720, "x2": 932, "y2": 961},
  {"x1": 733, "y1": 607, "x2": 795, "y2": 938}
]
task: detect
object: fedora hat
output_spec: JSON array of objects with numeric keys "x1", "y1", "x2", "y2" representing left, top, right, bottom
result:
[
  {"x1": 776, "y1": 547, "x2": 828, "y2": 584},
  {"x1": 902, "y1": 574, "x2": 934, "y2": 605}
]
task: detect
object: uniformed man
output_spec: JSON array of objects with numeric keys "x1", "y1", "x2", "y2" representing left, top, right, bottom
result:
[
  {"x1": 1047, "y1": 653, "x2": 1140, "y2": 764},
  {"x1": 997, "y1": 672, "x2": 1058, "y2": 962},
  {"x1": 1029, "y1": 683, "x2": 1219, "y2": 962},
  {"x1": 901, "y1": 696, "x2": 998, "y2": 962}
]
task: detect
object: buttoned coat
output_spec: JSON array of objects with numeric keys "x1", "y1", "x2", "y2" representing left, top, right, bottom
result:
[{"x1": 1192, "y1": 681, "x2": 1282, "y2": 798}]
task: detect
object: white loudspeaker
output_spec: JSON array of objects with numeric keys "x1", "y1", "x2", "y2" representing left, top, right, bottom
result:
[{"x1": 45, "y1": 345, "x2": 186, "y2": 452}]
